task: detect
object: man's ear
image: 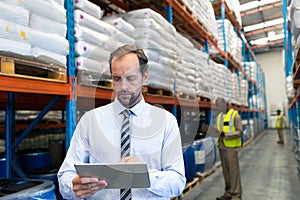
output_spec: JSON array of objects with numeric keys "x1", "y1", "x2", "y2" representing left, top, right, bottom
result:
[{"x1": 142, "y1": 69, "x2": 149, "y2": 83}]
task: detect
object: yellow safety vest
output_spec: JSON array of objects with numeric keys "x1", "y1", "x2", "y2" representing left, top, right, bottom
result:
[
  {"x1": 276, "y1": 114, "x2": 284, "y2": 128},
  {"x1": 217, "y1": 109, "x2": 242, "y2": 148}
]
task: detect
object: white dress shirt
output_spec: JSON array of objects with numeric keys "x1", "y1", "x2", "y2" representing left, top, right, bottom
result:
[{"x1": 57, "y1": 97, "x2": 186, "y2": 199}]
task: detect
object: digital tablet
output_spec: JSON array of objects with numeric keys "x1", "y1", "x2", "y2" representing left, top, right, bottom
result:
[{"x1": 74, "y1": 162, "x2": 150, "y2": 189}]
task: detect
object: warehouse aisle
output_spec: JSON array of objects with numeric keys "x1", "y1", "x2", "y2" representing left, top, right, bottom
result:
[{"x1": 184, "y1": 129, "x2": 300, "y2": 200}]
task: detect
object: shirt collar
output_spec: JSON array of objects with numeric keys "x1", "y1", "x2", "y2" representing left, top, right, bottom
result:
[{"x1": 113, "y1": 97, "x2": 146, "y2": 117}]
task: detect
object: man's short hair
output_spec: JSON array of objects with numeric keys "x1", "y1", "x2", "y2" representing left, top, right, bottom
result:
[{"x1": 109, "y1": 45, "x2": 148, "y2": 75}]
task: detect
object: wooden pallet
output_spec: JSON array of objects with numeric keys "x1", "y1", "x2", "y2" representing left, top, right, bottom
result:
[
  {"x1": 176, "y1": 92, "x2": 196, "y2": 100},
  {"x1": 143, "y1": 85, "x2": 173, "y2": 97},
  {"x1": 181, "y1": 177, "x2": 200, "y2": 198},
  {"x1": 77, "y1": 70, "x2": 113, "y2": 89},
  {"x1": 0, "y1": 56, "x2": 67, "y2": 83},
  {"x1": 197, "y1": 96, "x2": 211, "y2": 103}
]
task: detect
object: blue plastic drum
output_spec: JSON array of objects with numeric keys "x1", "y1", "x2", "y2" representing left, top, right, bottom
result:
[
  {"x1": 193, "y1": 140, "x2": 205, "y2": 173},
  {"x1": 182, "y1": 145, "x2": 196, "y2": 183}
]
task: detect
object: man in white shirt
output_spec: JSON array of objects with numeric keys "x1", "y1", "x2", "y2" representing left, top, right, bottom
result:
[{"x1": 57, "y1": 45, "x2": 186, "y2": 199}]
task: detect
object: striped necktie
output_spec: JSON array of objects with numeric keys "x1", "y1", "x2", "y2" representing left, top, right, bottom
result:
[{"x1": 120, "y1": 109, "x2": 131, "y2": 200}]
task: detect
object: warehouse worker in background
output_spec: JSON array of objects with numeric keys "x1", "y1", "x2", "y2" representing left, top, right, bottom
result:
[
  {"x1": 276, "y1": 109, "x2": 285, "y2": 144},
  {"x1": 57, "y1": 45, "x2": 186, "y2": 199},
  {"x1": 211, "y1": 97, "x2": 243, "y2": 200}
]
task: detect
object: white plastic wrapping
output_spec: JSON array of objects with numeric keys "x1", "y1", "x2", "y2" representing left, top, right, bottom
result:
[
  {"x1": 53, "y1": 0, "x2": 65, "y2": 6},
  {"x1": 123, "y1": 8, "x2": 175, "y2": 32},
  {"x1": 0, "y1": 38, "x2": 31, "y2": 56},
  {"x1": 0, "y1": 18, "x2": 29, "y2": 43},
  {"x1": 74, "y1": 24, "x2": 109, "y2": 45},
  {"x1": 74, "y1": 9, "x2": 118, "y2": 36},
  {"x1": 74, "y1": 0, "x2": 104, "y2": 19},
  {"x1": 145, "y1": 61, "x2": 175, "y2": 91},
  {"x1": 102, "y1": 15, "x2": 135, "y2": 38},
  {"x1": 27, "y1": 28, "x2": 69, "y2": 55},
  {"x1": 0, "y1": 1, "x2": 29, "y2": 26},
  {"x1": 31, "y1": 47, "x2": 67, "y2": 67},
  {"x1": 75, "y1": 41, "x2": 110, "y2": 61},
  {"x1": 3, "y1": 0, "x2": 67, "y2": 24},
  {"x1": 76, "y1": 56, "x2": 109, "y2": 74},
  {"x1": 29, "y1": 14, "x2": 67, "y2": 37}
]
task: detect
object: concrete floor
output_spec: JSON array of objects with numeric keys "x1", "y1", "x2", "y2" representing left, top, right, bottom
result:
[{"x1": 183, "y1": 129, "x2": 300, "y2": 200}]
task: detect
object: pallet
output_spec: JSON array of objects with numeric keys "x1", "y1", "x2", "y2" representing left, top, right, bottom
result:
[
  {"x1": 197, "y1": 96, "x2": 211, "y2": 103},
  {"x1": 143, "y1": 85, "x2": 173, "y2": 97},
  {"x1": 77, "y1": 70, "x2": 113, "y2": 89},
  {"x1": 0, "y1": 55, "x2": 67, "y2": 83},
  {"x1": 181, "y1": 177, "x2": 200, "y2": 198},
  {"x1": 176, "y1": 92, "x2": 196, "y2": 100}
]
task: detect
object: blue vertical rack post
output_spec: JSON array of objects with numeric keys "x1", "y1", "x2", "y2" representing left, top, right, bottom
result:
[
  {"x1": 66, "y1": 0, "x2": 77, "y2": 150},
  {"x1": 5, "y1": 92, "x2": 15, "y2": 178}
]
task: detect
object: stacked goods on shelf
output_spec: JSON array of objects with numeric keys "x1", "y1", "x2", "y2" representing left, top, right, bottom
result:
[
  {"x1": 194, "y1": 49, "x2": 211, "y2": 99},
  {"x1": 230, "y1": 72, "x2": 241, "y2": 105},
  {"x1": 290, "y1": 0, "x2": 300, "y2": 44},
  {"x1": 182, "y1": 0, "x2": 218, "y2": 41},
  {"x1": 74, "y1": 0, "x2": 135, "y2": 82},
  {"x1": 216, "y1": 19, "x2": 242, "y2": 64},
  {"x1": 243, "y1": 61, "x2": 257, "y2": 82},
  {"x1": 241, "y1": 120, "x2": 253, "y2": 143},
  {"x1": 209, "y1": 61, "x2": 231, "y2": 102},
  {"x1": 239, "y1": 78, "x2": 249, "y2": 107},
  {"x1": 175, "y1": 32, "x2": 197, "y2": 97},
  {"x1": 123, "y1": 8, "x2": 177, "y2": 92},
  {"x1": 1, "y1": 0, "x2": 68, "y2": 67},
  {"x1": 286, "y1": 75, "x2": 295, "y2": 99},
  {"x1": 225, "y1": 0, "x2": 242, "y2": 26}
]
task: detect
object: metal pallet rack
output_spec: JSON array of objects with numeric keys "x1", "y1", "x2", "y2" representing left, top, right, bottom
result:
[
  {"x1": 211, "y1": 0, "x2": 267, "y2": 136},
  {"x1": 286, "y1": 0, "x2": 300, "y2": 178}
]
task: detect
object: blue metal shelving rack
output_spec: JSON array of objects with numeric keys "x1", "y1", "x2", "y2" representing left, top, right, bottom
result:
[{"x1": 284, "y1": 0, "x2": 300, "y2": 178}]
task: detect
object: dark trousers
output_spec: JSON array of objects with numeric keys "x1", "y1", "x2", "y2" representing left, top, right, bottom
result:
[{"x1": 219, "y1": 148, "x2": 242, "y2": 199}]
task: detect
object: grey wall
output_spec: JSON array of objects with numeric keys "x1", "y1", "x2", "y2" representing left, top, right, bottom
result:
[{"x1": 256, "y1": 50, "x2": 287, "y2": 128}]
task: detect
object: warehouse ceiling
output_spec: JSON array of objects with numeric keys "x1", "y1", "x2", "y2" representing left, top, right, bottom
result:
[{"x1": 240, "y1": 0, "x2": 284, "y2": 54}]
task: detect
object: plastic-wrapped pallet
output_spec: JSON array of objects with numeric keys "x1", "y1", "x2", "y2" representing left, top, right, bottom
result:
[
  {"x1": 217, "y1": 19, "x2": 242, "y2": 64},
  {"x1": 76, "y1": 56, "x2": 110, "y2": 76},
  {"x1": 240, "y1": 79, "x2": 248, "y2": 107},
  {"x1": 286, "y1": 75, "x2": 295, "y2": 99},
  {"x1": 101, "y1": 15, "x2": 136, "y2": 38},
  {"x1": 230, "y1": 72, "x2": 241, "y2": 105},
  {"x1": 3, "y1": 0, "x2": 66, "y2": 24},
  {"x1": 0, "y1": 1, "x2": 29, "y2": 26},
  {"x1": 182, "y1": 0, "x2": 218, "y2": 41},
  {"x1": 242, "y1": 62, "x2": 257, "y2": 82},
  {"x1": 194, "y1": 49, "x2": 212, "y2": 99},
  {"x1": 290, "y1": 0, "x2": 300, "y2": 41},
  {"x1": 31, "y1": 47, "x2": 67, "y2": 66},
  {"x1": 210, "y1": 61, "x2": 231, "y2": 102},
  {"x1": 225, "y1": 0, "x2": 242, "y2": 26},
  {"x1": 29, "y1": 14, "x2": 67, "y2": 37},
  {"x1": 0, "y1": 38, "x2": 31, "y2": 56},
  {"x1": 175, "y1": 32, "x2": 197, "y2": 97},
  {"x1": 74, "y1": 0, "x2": 104, "y2": 19},
  {"x1": 123, "y1": 8, "x2": 178, "y2": 92}
]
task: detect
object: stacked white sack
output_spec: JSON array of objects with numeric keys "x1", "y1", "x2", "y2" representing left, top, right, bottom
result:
[
  {"x1": 194, "y1": 48, "x2": 212, "y2": 99},
  {"x1": 1, "y1": 0, "x2": 68, "y2": 67},
  {"x1": 217, "y1": 19, "x2": 242, "y2": 64},
  {"x1": 230, "y1": 72, "x2": 241, "y2": 105},
  {"x1": 242, "y1": 61, "x2": 257, "y2": 82},
  {"x1": 225, "y1": 0, "x2": 242, "y2": 26},
  {"x1": 209, "y1": 61, "x2": 231, "y2": 102},
  {"x1": 175, "y1": 32, "x2": 197, "y2": 97},
  {"x1": 74, "y1": 2, "x2": 135, "y2": 78},
  {"x1": 290, "y1": 0, "x2": 300, "y2": 43},
  {"x1": 240, "y1": 79, "x2": 249, "y2": 107},
  {"x1": 123, "y1": 8, "x2": 177, "y2": 92},
  {"x1": 182, "y1": 0, "x2": 218, "y2": 42},
  {"x1": 0, "y1": 2, "x2": 31, "y2": 56}
]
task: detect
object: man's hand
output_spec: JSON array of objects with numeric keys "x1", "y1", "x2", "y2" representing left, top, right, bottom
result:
[
  {"x1": 72, "y1": 175, "x2": 107, "y2": 199},
  {"x1": 120, "y1": 156, "x2": 142, "y2": 163}
]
